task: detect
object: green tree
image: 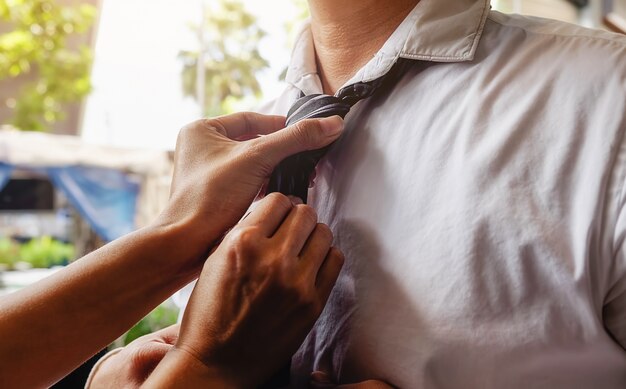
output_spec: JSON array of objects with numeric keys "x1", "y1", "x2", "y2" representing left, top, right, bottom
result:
[
  {"x1": 179, "y1": 0, "x2": 269, "y2": 117},
  {"x1": 121, "y1": 303, "x2": 178, "y2": 346},
  {"x1": 0, "y1": 0, "x2": 96, "y2": 131}
]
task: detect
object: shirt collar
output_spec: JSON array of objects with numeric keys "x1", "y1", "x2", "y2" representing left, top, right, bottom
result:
[{"x1": 286, "y1": 0, "x2": 491, "y2": 95}]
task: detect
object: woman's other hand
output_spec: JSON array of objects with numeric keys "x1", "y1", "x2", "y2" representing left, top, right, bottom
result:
[
  {"x1": 144, "y1": 193, "x2": 345, "y2": 388},
  {"x1": 87, "y1": 325, "x2": 179, "y2": 389}
]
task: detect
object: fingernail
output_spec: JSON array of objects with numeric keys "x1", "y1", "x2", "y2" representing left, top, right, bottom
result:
[
  {"x1": 310, "y1": 371, "x2": 333, "y2": 384},
  {"x1": 288, "y1": 195, "x2": 303, "y2": 205},
  {"x1": 319, "y1": 115, "x2": 344, "y2": 135}
]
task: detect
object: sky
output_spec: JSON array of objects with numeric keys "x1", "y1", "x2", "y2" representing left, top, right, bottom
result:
[{"x1": 81, "y1": 0, "x2": 302, "y2": 150}]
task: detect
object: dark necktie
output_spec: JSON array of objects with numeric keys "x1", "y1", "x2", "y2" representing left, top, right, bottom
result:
[
  {"x1": 266, "y1": 66, "x2": 401, "y2": 203},
  {"x1": 260, "y1": 62, "x2": 405, "y2": 389}
]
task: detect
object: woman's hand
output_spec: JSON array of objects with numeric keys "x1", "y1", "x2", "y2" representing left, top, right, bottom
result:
[
  {"x1": 144, "y1": 193, "x2": 345, "y2": 388},
  {"x1": 87, "y1": 325, "x2": 179, "y2": 389},
  {"x1": 156, "y1": 113, "x2": 344, "y2": 270},
  {"x1": 0, "y1": 113, "x2": 344, "y2": 389}
]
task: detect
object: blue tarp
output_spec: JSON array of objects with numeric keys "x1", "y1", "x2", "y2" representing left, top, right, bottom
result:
[
  {"x1": 0, "y1": 163, "x2": 13, "y2": 190},
  {"x1": 0, "y1": 164, "x2": 139, "y2": 242}
]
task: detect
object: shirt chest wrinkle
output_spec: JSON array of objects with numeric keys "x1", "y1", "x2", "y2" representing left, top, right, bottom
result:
[{"x1": 305, "y1": 75, "x2": 602, "y2": 318}]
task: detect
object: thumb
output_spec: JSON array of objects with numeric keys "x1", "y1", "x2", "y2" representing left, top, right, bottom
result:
[{"x1": 254, "y1": 115, "x2": 344, "y2": 167}]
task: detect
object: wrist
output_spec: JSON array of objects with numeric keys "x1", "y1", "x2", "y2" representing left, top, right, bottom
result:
[
  {"x1": 141, "y1": 219, "x2": 215, "y2": 281},
  {"x1": 151, "y1": 200, "x2": 228, "y2": 254},
  {"x1": 145, "y1": 346, "x2": 244, "y2": 389}
]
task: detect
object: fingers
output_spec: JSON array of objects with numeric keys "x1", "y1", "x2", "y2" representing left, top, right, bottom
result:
[
  {"x1": 274, "y1": 204, "x2": 320, "y2": 254},
  {"x1": 253, "y1": 115, "x2": 344, "y2": 167},
  {"x1": 299, "y1": 223, "x2": 333, "y2": 272},
  {"x1": 128, "y1": 341, "x2": 174, "y2": 380},
  {"x1": 238, "y1": 193, "x2": 295, "y2": 237},
  {"x1": 241, "y1": 193, "x2": 342, "y2": 298},
  {"x1": 210, "y1": 112, "x2": 286, "y2": 140},
  {"x1": 315, "y1": 247, "x2": 344, "y2": 303}
]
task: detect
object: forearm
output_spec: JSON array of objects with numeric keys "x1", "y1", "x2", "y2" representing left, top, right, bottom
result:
[{"x1": 0, "y1": 222, "x2": 214, "y2": 388}]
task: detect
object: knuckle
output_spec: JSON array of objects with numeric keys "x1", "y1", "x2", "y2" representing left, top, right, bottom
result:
[
  {"x1": 176, "y1": 124, "x2": 193, "y2": 145},
  {"x1": 264, "y1": 192, "x2": 293, "y2": 212},
  {"x1": 210, "y1": 117, "x2": 229, "y2": 133},
  {"x1": 295, "y1": 204, "x2": 318, "y2": 224},
  {"x1": 225, "y1": 226, "x2": 262, "y2": 255},
  {"x1": 177, "y1": 118, "x2": 224, "y2": 143},
  {"x1": 315, "y1": 223, "x2": 333, "y2": 242},
  {"x1": 177, "y1": 119, "x2": 204, "y2": 140}
]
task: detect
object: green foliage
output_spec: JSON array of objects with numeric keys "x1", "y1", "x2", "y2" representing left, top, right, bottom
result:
[
  {"x1": 122, "y1": 304, "x2": 178, "y2": 346},
  {"x1": 0, "y1": 0, "x2": 96, "y2": 131},
  {"x1": 19, "y1": 235, "x2": 75, "y2": 268},
  {"x1": 0, "y1": 237, "x2": 20, "y2": 269},
  {"x1": 0, "y1": 236, "x2": 75, "y2": 269},
  {"x1": 179, "y1": 0, "x2": 269, "y2": 117}
]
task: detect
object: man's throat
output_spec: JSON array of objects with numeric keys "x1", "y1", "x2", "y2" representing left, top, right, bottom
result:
[{"x1": 309, "y1": 0, "x2": 419, "y2": 94}]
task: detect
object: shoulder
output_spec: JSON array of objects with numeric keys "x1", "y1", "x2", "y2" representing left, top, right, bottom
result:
[
  {"x1": 476, "y1": 11, "x2": 626, "y2": 93},
  {"x1": 487, "y1": 10, "x2": 626, "y2": 47},
  {"x1": 483, "y1": 11, "x2": 626, "y2": 71}
]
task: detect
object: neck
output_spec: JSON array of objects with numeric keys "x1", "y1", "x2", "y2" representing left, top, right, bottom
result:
[{"x1": 308, "y1": 0, "x2": 418, "y2": 94}]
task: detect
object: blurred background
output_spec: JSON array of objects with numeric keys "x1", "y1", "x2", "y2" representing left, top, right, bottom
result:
[{"x1": 0, "y1": 0, "x2": 623, "y2": 384}]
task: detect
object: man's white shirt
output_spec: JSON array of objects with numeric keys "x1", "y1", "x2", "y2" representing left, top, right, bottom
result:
[{"x1": 180, "y1": 0, "x2": 626, "y2": 387}]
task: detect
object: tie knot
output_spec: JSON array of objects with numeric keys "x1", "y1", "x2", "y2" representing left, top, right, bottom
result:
[
  {"x1": 285, "y1": 82, "x2": 378, "y2": 126},
  {"x1": 286, "y1": 94, "x2": 351, "y2": 126},
  {"x1": 336, "y1": 82, "x2": 377, "y2": 105}
]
